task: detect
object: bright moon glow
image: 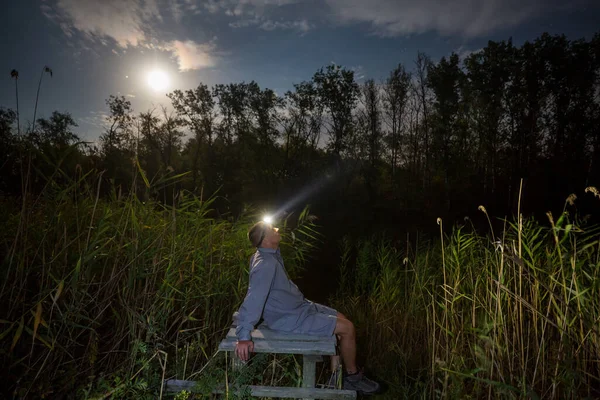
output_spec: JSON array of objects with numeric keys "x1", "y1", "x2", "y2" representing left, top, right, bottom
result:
[
  {"x1": 148, "y1": 70, "x2": 169, "y2": 91},
  {"x1": 263, "y1": 215, "x2": 273, "y2": 224}
]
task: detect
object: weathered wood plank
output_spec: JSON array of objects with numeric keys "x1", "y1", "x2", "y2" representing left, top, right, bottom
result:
[
  {"x1": 219, "y1": 338, "x2": 336, "y2": 355},
  {"x1": 165, "y1": 380, "x2": 357, "y2": 399},
  {"x1": 164, "y1": 379, "x2": 196, "y2": 391},
  {"x1": 303, "y1": 355, "x2": 317, "y2": 400},
  {"x1": 225, "y1": 327, "x2": 336, "y2": 343},
  {"x1": 216, "y1": 385, "x2": 356, "y2": 399}
]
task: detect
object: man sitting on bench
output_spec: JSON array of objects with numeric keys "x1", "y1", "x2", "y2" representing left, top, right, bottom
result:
[{"x1": 234, "y1": 220, "x2": 380, "y2": 395}]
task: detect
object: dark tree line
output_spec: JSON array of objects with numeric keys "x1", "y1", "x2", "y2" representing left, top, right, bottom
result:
[{"x1": 2, "y1": 32, "x2": 600, "y2": 232}]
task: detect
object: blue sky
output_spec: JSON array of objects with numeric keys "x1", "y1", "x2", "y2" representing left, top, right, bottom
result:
[{"x1": 1, "y1": 0, "x2": 599, "y2": 142}]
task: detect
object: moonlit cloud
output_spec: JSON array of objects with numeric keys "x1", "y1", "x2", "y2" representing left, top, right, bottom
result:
[
  {"x1": 211, "y1": 0, "x2": 314, "y2": 33},
  {"x1": 169, "y1": 40, "x2": 217, "y2": 71},
  {"x1": 42, "y1": 0, "x2": 218, "y2": 70},
  {"x1": 230, "y1": 16, "x2": 312, "y2": 32},
  {"x1": 323, "y1": 0, "x2": 556, "y2": 37},
  {"x1": 211, "y1": 0, "x2": 566, "y2": 37},
  {"x1": 79, "y1": 110, "x2": 110, "y2": 130},
  {"x1": 42, "y1": 0, "x2": 161, "y2": 47},
  {"x1": 260, "y1": 19, "x2": 312, "y2": 32},
  {"x1": 43, "y1": 0, "x2": 576, "y2": 57}
]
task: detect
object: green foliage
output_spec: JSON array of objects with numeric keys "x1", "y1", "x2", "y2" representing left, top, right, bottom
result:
[
  {"x1": 3, "y1": 32, "x2": 600, "y2": 222},
  {"x1": 0, "y1": 163, "x2": 319, "y2": 398},
  {"x1": 2, "y1": 30, "x2": 600, "y2": 399},
  {"x1": 330, "y1": 208, "x2": 600, "y2": 399},
  {"x1": 312, "y1": 64, "x2": 360, "y2": 157}
]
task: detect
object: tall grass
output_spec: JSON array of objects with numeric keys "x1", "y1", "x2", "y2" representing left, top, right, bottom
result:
[
  {"x1": 332, "y1": 198, "x2": 600, "y2": 399},
  {"x1": 3, "y1": 151, "x2": 599, "y2": 399},
  {"x1": 0, "y1": 161, "x2": 319, "y2": 398}
]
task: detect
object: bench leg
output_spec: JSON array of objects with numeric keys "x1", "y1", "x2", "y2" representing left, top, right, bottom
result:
[
  {"x1": 229, "y1": 351, "x2": 244, "y2": 371},
  {"x1": 302, "y1": 355, "x2": 322, "y2": 400}
]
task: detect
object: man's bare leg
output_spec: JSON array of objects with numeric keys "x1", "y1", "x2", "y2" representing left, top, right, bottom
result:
[
  {"x1": 333, "y1": 312, "x2": 357, "y2": 374},
  {"x1": 329, "y1": 312, "x2": 380, "y2": 394},
  {"x1": 330, "y1": 312, "x2": 349, "y2": 371},
  {"x1": 330, "y1": 351, "x2": 341, "y2": 372}
]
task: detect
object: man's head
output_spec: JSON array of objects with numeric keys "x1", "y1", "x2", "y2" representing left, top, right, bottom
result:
[{"x1": 248, "y1": 221, "x2": 281, "y2": 248}]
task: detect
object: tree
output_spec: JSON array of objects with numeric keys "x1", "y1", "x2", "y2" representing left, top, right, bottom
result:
[
  {"x1": 539, "y1": 34, "x2": 597, "y2": 194},
  {"x1": 168, "y1": 84, "x2": 216, "y2": 146},
  {"x1": 414, "y1": 52, "x2": 433, "y2": 187},
  {"x1": 589, "y1": 32, "x2": 600, "y2": 182},
  {"x1": 158, "y1": 106, "x2": 183, "y2": 169},
  {"x1": 464, "y1": 40, "x2": 514, "y2": 198},
  {"x1": 427, "y1": 53, "x2": 467, "y2": 210},
  {"x1": 168, "y1": 84, "x2": 216, "y2": 189},
  {"x1": 33, "y1": 111, "x2": 79, "y2": 148},
  {"x1": 382, "y1": 64, "x2": 411, "y2": 177},
  {"x1": 137, "y1": 108, "x2": 161, "y2": 174},
  {"x1": 248, "y1": 81, "x2": 282, "y2": 146},
  {"x1": 354, "y1": 79, "x2": 383, "y2": 209},
  {"x1": 100, "y1": 95, "x2": 134, "y2": 154},
  {"x1": 285, "y1": 81, "x2": 324, "y2": 151},
  {"x1": 0, "y1": 108, "x2": 18, "y2": 193},
  {"x1": 99, "y1": 95, "x2": 135, "y2": 191},
  {"x1": 503, "y1": 39, "x2": 545, "y2": 202},
  {"x1": 282, "y1": 81, "x2": 324, "y2": 179},
  {"x1": 10, "y1": 69, "x2": 19, "y2": 136},
  {"x1": 27, "y1": 111, "x2": 82, "y2": 190},
  {"x1": 312, "y1": 65, "x2": 360, "y2": 158},
  {"x1": 360, "y1": 79, "x2": 382, "y2": 168},
  {"x1": 0, "y1": 108, "x2": 16, "y2": 160},
  {"x1": 213, "y1": 83, "x2": 252, "y2": 144}
]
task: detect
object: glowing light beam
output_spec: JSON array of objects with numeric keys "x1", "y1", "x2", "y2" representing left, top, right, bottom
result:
[{"x1": 268, "y1": 168, "x2": 340, "y2": 220}]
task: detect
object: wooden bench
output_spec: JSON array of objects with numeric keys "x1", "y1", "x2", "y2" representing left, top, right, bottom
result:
[{"x1": 166, "y1": 317, "x2": 356, "y2": 400}]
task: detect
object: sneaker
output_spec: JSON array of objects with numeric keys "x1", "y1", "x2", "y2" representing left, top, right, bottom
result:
[{"x1": 342, "y1": 368, "x2": 381, "y2": 395}]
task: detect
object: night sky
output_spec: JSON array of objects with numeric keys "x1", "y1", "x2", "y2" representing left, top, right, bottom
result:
[{"x1": 1, "y1": 0, "x2": 599, "y2": 143}]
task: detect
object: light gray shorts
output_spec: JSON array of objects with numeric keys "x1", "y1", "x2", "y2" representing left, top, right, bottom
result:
[{"x1": 296, "y1": 302, "x2": 338, "y2": 337}]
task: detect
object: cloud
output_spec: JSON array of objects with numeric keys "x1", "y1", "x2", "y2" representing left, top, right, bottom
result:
[
  {"x1": 231, "y1": 16, "x2": 312, "y2": 32},
  {"x1": 43, "y1": 0, "x2": 161, "y2": 47},
  {"x1": 260, "y1": 19, "x2": 312, "y2": 32},
  {"x1": 324, "y1": 0, "x2": 560, "y2": 37},
  {"x1": 229, "y1": 16, "x2": 262, "y2": 28},
  {"x1": 455, "y1": 46, "x2": 484, "y2": 60},
  {"x1": 168, "y1": 0, "x2": 203, "y2": 22},
  {"x1": 42, "y1": 0, "x2": 218, "y2": 70},
  {"x1": 204, "y1": 0, "x2": 299, "y2": 14},
  {"x1": 350, "y1": 65, "x2": 365, "y2": 81},
  {"x1": 79, "y1": 110, "x2": 110, "y2": 131},
  {"x1": 169, "y1": 40, "x2": 217, "y2": 71},
  {"x1": 208, "y1": 0, "x2": 559, "y2": 37},
  {"x1": 211, "y1": 0, "x2": 313, "y2": 32}
]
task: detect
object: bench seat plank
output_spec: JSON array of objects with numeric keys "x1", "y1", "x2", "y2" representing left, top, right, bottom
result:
[
  {"x1": 219, "y1": 385, "x2": 356, "y2": 400},
  {"x1": 219, "y1": 338, "x2": 336, "y2": 355},
  {"x1": 225, "y1": 327, "x2": 336, "y2": 343},
  {"x1": 165, "y1": 380, "x2": 356, "y2": 399}
]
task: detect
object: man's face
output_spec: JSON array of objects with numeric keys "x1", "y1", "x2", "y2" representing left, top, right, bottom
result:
[{"x1": 263, "y1": 225, "x2": 281, "y2": 246}]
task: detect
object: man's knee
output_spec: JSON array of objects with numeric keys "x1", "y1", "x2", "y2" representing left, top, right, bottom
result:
[
  {"x1": 334, "y1": 316, "x2": 355, "y2": 337},
  {"x1": 337, "y1": 311, "x2": 349, "y2": 320}
]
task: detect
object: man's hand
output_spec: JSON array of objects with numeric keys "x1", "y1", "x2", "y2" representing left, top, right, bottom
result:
[{"x1": 235, "y1": 340, "x2": 254, "y2": 361}]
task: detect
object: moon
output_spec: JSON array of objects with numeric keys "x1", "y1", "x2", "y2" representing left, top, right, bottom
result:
[{"x1": 147, "y1": 70, "x2": 169, "y2": 91}]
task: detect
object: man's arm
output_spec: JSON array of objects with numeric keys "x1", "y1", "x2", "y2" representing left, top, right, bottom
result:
[{"x1": 235, "y1": 258, "x2": 276, "y2": 341}]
